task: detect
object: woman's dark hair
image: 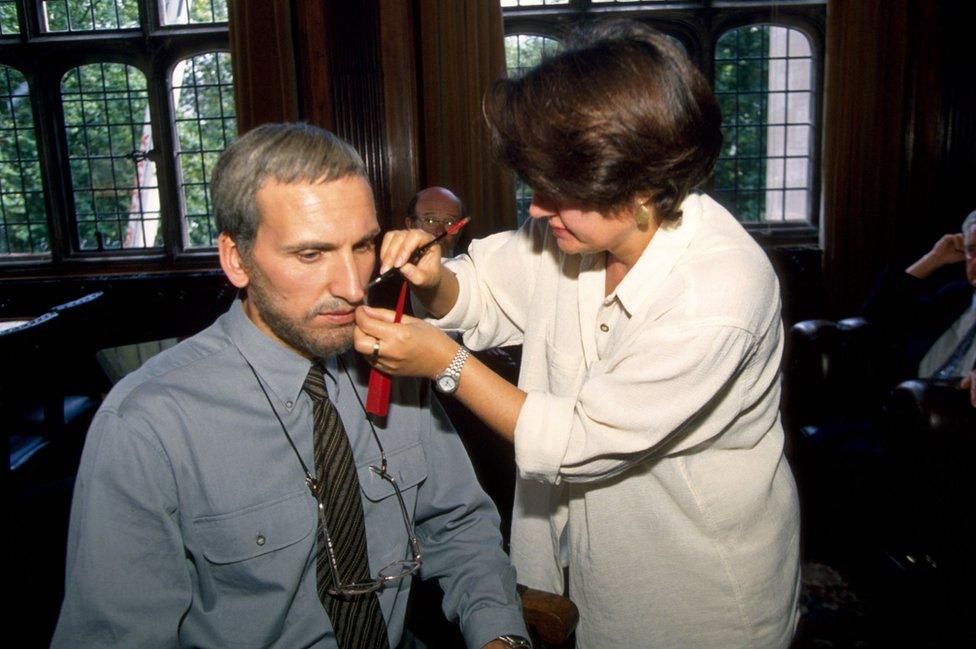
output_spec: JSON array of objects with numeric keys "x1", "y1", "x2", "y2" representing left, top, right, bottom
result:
[{"x1": 484, "y1": 20, "x2": 722, "y2": 222}]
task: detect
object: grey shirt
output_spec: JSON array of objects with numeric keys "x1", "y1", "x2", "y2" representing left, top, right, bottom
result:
[{"x1": 52, "y1": 301, "x2": 525, "y2": 648}]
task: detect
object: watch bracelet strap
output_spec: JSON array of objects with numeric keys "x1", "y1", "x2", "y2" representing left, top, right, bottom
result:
[
  {"x1": 447, "y1": 346, "x2": 470, "y2": 376},
  {"x1": 496, "y1": 634, "x2": 532, "y2": 648}
]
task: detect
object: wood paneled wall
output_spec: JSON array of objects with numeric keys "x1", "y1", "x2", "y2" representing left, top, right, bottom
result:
[{"x1": 823, "y1": 0, "x2": 976, "y2": 316}]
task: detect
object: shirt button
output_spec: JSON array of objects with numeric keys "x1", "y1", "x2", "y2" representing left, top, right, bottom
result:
[
  {"x1": 256, "y1": 535, "x2": 266, "y2": 546},
  {"x1": 285, "y1": 400, "x2": 294, "y2": 409},
  {"x1": 599, "y1": 323, "x2": 609, "y2": 332}
]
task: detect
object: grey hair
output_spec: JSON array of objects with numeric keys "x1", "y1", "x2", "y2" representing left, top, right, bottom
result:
[
  {"x1": 211, "y1": 123, "x2": 366, "y2": 250},
  {"x1": 963, "y1": 210, "x2": 976, "y2": 242}
]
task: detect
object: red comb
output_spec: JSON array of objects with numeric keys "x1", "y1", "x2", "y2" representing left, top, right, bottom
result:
[{"x1": 365, "y1": 280, "x2": 409, "y2": 417}]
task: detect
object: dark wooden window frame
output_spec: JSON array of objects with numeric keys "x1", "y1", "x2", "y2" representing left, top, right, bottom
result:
[
  {"x1": 0, "y1": 0, "x2": 228, "y2": 278},
  {"x1": 501, "y1": 0, "x2": 825, "y2": 246}
]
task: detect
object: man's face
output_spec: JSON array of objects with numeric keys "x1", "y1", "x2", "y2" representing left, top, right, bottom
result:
[
  {"x1": 965, "y1": 223, "x2": 976, "y2": 289},
  {"x1": 405, "y1": 188, "x2": 462, "y2": 255},
  {"x1": 239, "y1": 176, "x2": 379, "y2": 359}
]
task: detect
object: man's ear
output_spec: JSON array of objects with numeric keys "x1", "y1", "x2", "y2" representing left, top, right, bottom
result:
[
  {"x1": 404, "y1": 216, "x2": 414, "y2": 229},
  {"x1": 218, "y1": 233, "x2": 250, "y2": 289}
]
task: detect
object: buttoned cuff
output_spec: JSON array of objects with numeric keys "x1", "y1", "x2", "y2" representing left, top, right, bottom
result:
[
  {"x1": 460, "y1": 604, "x2": 529, "y2": 649},
  {"x1": 514, "y1": 391, "x2": 576, "y2": 484}
]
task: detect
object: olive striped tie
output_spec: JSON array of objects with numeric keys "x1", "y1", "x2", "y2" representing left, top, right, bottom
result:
[{"x1": 303, "y1": 364, "x2": 389, "y2": 649}]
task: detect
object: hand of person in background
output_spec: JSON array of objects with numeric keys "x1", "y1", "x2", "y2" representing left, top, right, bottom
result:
[
  {"x1": 354, "y1": 305, "x2": 459, "y2": 379},
  {"x1": 960, "y1": 370, "x2": 976, "y2": 408},
  {"x1": 906, "y1": 233, "x2": 966, "y2": 279}
]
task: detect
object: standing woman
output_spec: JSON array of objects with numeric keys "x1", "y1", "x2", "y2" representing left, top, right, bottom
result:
[{"x1": 356, "y1": 20, "x2": 800, "y2": 649}]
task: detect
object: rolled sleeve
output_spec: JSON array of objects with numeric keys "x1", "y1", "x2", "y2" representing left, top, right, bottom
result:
[
  {"x1": 514, "y1": 391, "x2": 576, "y2": 483},
  {"x1": 516, "y1": 322, "x2": 764, "y2": 484}
]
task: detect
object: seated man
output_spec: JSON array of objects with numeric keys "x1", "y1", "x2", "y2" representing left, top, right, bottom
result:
[
  {"x1": 864, "y1": 210, "x2": 976, "y2": 405},
  {"x1": 52, "y1": 123, "x2": 529, "y2": 649}
]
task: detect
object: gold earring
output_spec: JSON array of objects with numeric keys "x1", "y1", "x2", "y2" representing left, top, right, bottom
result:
[{"x1": 635, "y1": 201, "x2": 651, "y2": 227}]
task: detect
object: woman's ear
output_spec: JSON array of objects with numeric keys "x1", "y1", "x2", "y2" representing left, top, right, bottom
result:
[{"x1": 218, "y1": 233, "x2": 250, "y2": 289}]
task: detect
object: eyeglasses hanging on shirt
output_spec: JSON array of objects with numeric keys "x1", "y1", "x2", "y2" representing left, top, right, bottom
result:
[{"x1": 243, "y1": 355, "x2": 423, "y2": 596}]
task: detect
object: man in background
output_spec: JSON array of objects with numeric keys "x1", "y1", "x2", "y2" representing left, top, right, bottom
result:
[
  {"x1": 865, "y1": 210, "x2": 976, "y2": 405},
  {"x1": 405, "y1": 186, "x2": 467, "y2": 256}
]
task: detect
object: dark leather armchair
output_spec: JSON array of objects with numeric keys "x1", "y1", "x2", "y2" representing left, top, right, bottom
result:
[
  {"x1": 785, "y1": 316, "x2": 974, "y2": 578},
  {"x1": 4, "y1": 292, "x2": 106, "y2": 647},
  {"x1": 2, "y1": 292, "x2": 106, "y2": 474},
  {"x1": 883, "y1": 379, "x2": 975, "y2": 573},
  {"x1": 783, "y1": 317, "x2": 890, "y2": 450}
]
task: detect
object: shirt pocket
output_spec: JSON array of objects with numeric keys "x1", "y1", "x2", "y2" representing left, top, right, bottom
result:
[
  {"x1": 357, "y1": 441, "x2": 428, "y2": 567},
  {"x1": 545, "y1": 339, "x2": 584, "y2": 396},
  {"x1": 191, "y1": 490, "x2": 315, "y2": 646}
]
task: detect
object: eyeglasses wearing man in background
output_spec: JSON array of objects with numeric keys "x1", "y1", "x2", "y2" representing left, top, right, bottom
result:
[{"x1": 405, "y1": 186, "x2": 466, "y2": 257}]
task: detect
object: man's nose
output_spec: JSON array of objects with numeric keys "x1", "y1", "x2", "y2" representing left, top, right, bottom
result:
[{"x1": 330, "y1": 252, "x2": 366, "y2": 304}]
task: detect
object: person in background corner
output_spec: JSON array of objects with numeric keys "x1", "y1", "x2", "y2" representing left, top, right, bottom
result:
[{"x1": 864, "y1": 210, "x2": 976, "y2": 406}]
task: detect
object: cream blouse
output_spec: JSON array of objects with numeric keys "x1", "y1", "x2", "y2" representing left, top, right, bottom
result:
[{"x1": 435, "y1": 193, "x2": 800, "y2": 648}]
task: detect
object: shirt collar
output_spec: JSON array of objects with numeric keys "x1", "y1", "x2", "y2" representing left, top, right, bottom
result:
[
  {"x1": 221, "y1": 300, "x2": 320, "y2": 408},
  {"x1": 604, "y1": 194, "x2": 701, "y2": 316}
]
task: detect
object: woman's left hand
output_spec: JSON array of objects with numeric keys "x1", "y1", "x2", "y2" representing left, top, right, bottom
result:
[{"x1": 354, "y1": 305, "x2": 459, "y2": 379}]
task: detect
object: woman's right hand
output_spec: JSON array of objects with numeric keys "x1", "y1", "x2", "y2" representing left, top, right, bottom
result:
[{"x1": 378, "y1": 229, "x2": 444, "y2": 291}]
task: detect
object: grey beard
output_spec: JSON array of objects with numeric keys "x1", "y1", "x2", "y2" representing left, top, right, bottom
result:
[{"x1": 248, "y1": 284, "x2": 356, "y2": 359}]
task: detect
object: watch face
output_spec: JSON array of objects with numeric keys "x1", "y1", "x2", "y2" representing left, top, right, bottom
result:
[{"x1": 436, "y1": 374, "x2": 458, "y2": 393}]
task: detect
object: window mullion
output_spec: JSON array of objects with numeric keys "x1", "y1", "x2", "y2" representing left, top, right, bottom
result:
[
  {"x1": 31, "y1": 66, "x2": 73, "y2": 261},
  {"x1": 148, "y1": 49, "x2": 181, "y2": 259},
  {"x1": 140, "y1": 0, "x2": 157, "y2": 33}
]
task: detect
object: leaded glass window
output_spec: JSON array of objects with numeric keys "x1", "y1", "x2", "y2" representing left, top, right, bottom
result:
[
  {"x1": 0, "y1": 0, "x2": 233, "y2": 267},
  {"x1": 42, "y1": 0, "x2": 140, "y2": 33},
  {"x1": 1, "y1": 66, "x2": 47, "y2": 254},
  {"x1": 172, "y1": 50, "x2": 235, "y2": 248},
  {"x1": 500, "y1": 1, "x2": 570, "y2": 7},
  {"x1": 62, "y1": 63, "x2": 159, "y2": 250},
  {"x1": 714, "y1": 25, "x2": 813, "y2": 223},
  {"x1": 504, "y1": 34, "x2": 561, "y2": 224},
  {"x1": 159, "y1": 0, "x2": 228, "y2": 26},
  {"x1": 0, "y1": 0, "x2": 20, "y2": 35}
]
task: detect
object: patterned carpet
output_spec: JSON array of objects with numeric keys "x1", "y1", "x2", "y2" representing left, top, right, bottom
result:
[{"x1": 794, "y1": 562, "x2": 875, "y2": 648}]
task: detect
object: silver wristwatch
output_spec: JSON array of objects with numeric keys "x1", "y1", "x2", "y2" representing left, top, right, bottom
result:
[
  {"x1": 495, "y1": 635, "x2": 532, "y2": 648},
  {"x1": 434, "y1": 346, "x2": 469, "y2": 394}
]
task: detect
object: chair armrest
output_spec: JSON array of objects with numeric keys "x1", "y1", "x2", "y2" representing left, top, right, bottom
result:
[
  {"x1": 517, "y1": 583, "x2": 579, "y2": 648},
  {"x1": 887, "y1": 378, "x2": 976, "y2": 438}
]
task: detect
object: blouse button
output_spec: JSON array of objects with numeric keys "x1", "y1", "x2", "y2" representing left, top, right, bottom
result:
[
  {"x1": 599, "y1": 323, "x2": 609, "y2": 332},
  {"x1": 256, "y1": 535, "x2": 266, "y2": 546},
  {"x1": 285, "y1": 400, "x2": 294, "y2": 409}
]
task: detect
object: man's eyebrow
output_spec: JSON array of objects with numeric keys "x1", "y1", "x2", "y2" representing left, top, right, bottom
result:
[
  {"x1": 282, "y1": 241, "x2": 338, "y2": 253},
  {"x1": 358, "y1": 228, "x2": 382, "y2": 246},
  {"x1": 281, "y1": 228, "x2": 381, "y2": 253}
]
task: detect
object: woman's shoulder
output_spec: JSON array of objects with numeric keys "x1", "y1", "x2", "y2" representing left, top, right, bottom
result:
[
  {"x1": 666, "y1": 194, "x2": 780, "y2": 329},
  {"x1": 680, "y1": 194, "x2": 776, "y2": 284}
]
